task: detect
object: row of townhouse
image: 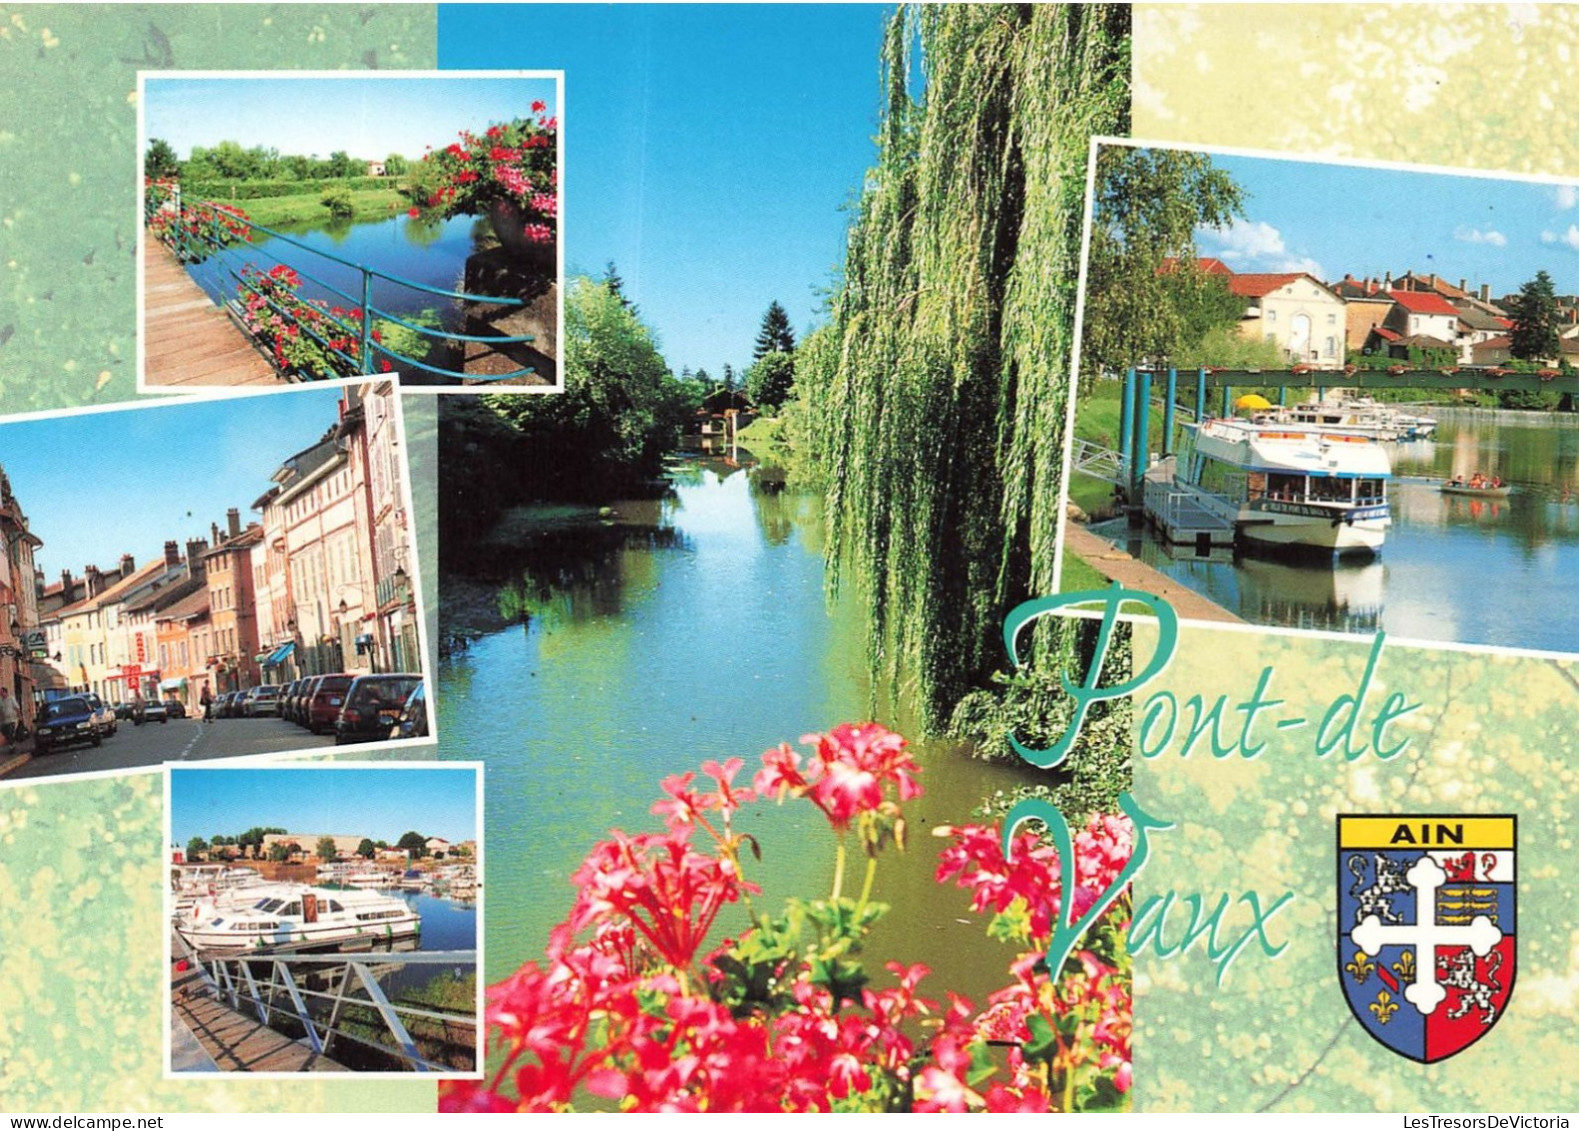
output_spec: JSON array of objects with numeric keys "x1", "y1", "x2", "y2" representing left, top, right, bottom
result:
[
  {"x1": 1175, "y1": 261, "x2": 1545, "y2": 370},
  {"x1": 0, "y1": 466, "x2": 45, "y2": 734},
  {"x1": 25, "y1": 383, "x2": 417, "y2": 714}
]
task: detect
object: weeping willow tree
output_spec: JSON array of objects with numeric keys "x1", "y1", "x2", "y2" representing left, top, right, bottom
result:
[{"x1": 802, "y1": 5, "x2": 1130, "y2": 731}]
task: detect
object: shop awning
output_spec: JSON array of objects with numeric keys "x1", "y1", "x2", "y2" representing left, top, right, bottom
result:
[
  {"x1": 263, "y1": 641, "x2": 296, "y2": 666},
  {"x1": 159, "y1": 677, "x2": 187, "y2": 691}
]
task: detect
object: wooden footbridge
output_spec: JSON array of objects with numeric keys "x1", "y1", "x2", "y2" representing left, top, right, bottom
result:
[{"x1": 142, "y1": 240, "x2": 278, "y2": 387}]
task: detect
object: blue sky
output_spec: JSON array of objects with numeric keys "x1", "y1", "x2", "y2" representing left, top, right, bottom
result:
[
  {"x1": 170, "y1": 765, "x2": 477, "y2": 844},
  {"x1": 0, "y1": 387, "x2": 344, "y2": 579},
  {"x1": 440, "y1": 4, "x2": 891, "y2": 377},
  {"x1": 1182, "y1": 147, "x2": 1579, "y2": 300},
  {"x1": 144, "y1": 75, "x2": 557, "y2": 166}
]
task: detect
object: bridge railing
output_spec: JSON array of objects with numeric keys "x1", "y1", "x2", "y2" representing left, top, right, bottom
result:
[
  {"x1": 144, "y1": 187, "x2": 537, "y2": 384},
  {"x1": 177, "y1": 935, "x2": 477, "y2": 1073}
]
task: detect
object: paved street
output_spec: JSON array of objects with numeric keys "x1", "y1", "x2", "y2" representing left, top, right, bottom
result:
[{"x1": 2, "y1": 714, "x2": 337, "y2": 780}]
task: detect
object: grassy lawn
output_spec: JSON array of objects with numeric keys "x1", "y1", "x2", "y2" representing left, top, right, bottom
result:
[
  {"x1": 1058, "y1": 550, "x2": 1110, "y2": 593},
  {"x1": 237, "y1": 188, "x2": 409, "y2": 228}
]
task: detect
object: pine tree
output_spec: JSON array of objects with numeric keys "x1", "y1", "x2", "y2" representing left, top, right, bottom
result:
[
  {"x1": 602, "y1": 260, "x2": 636, "y2": 312},
  {"x1": 1509, "y1": 270, "x2": 1560, "y2": 362},
  {"x1": 753, "y1": 301, "x2": 797, "y2": 360}
]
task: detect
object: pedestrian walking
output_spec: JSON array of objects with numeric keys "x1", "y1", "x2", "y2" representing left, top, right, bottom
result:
[
  {"x1": 200, "y1": 682, "x2": 214, "y2": 722},
  {"x1": 0, "y1": 687, "x2": 19, "y2": 747}
]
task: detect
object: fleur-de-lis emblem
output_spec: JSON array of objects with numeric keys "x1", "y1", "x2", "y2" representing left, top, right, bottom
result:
[
  {"x1": 1370, "y1": 990, "x2": 1399, "y2": 1025},
  {"x1": 1345, "y1": 950, "x2": 1375, "y2": 984},
  {"x1": 1392, "y1": 950, "x2": 1416, "y2": 984}
]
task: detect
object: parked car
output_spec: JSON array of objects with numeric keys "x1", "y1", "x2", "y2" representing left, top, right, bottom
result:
[
  {"x1": 165, "y1": 697, "x2": 187, "y2": 719},
  {"x1": 134, "y1": 697, "x2": 168, "y2": 724},
  {"x1": 243, "y1": 684, "x2": 281, "y2": 717},
  {"x1": 391, "y1": 682, "x2": 428, "y2": 741},
  {"x1": 335, "y1": 674, "x2": 422, "y2": 745},
  {"x1": 218, "y1": 691, "x2": 243, "y2": 718},
  {"x1": 34, "y1": 696, "x2": 101, "y2": 754},
  {"x1": 85, "y1": 693, "x2": 117, "y2": 737},
  {"x1": 113, "y1": 701, "x2": 135, "y2": 720},
  {"x1": 306, "y1": 674, "x2": 353, "y2": 735}
]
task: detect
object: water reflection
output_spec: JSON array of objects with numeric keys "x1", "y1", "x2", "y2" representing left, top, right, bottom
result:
[
  {"x1": 439, "y1": 457, "x2": 1039, "y2": 1005},
  {"x1": 1105, "y1": 408, "x2": 1579, "y2": 652}
]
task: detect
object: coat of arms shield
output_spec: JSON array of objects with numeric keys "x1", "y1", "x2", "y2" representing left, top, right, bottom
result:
[{"x1": 1337, "y1": 814, "x2": 1516, "y2": 1063}]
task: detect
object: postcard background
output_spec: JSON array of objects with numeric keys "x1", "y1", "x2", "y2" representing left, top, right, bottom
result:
[{"x1": 0, "y1": 1, "x2": 1576, "y2": 1112}]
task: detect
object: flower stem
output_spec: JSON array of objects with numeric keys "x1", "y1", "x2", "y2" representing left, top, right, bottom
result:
[
  {"x1": 831, "y1": 840, "x2": 847, "y2": 903},
  {"x1": 855, "y1": 855, "x2": 878, "y2": 915}
]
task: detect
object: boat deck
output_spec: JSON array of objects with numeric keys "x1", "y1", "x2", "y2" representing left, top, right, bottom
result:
[{"x1": 1142, "y1": 463, "x2": 1237, "y2": 549}]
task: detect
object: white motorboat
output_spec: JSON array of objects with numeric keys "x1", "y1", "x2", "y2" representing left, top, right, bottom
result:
[
  {"x1": 1261, "y1": 397, "x2": 1437, "y2": 442},
  {"x1": 176, "y1": 881, "x2": 420, "y2": 953},
  {"x1": 1172, "y1": 418, "x2": 1392, "y2": 555}
]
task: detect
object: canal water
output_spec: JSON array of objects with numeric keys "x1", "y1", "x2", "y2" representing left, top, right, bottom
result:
[
  {"x1": 1095, "y1": 407, "x2": 1579, "y2": 651},
  {"x1": 183, "y1": 211, "x2": 484, "y2": 332},
  {"x1": 438, "y1": 457, "x2": 1040, "y2": 1004}
]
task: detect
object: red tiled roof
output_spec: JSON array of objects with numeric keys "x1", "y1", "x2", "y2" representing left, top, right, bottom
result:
[
  {"x1": 1389, "y1": 289, "x2": 1459, "y2": 316},
  {"x1": 1157, "y1": 256, "x2": 1235, "y2": 276},
  {"x1": 1227, "y1": 273, "x2": 1305, "y2": 298},
  {"x1": 1371, "y1": 327, "x2": 1402, "y2": 342}
]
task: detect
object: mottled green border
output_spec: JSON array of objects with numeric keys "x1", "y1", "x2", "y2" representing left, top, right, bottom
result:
[
  {"x1": 0, "y1": 5, "x2": 436, "y2": 1113},
  {"x1": 1132, "y1": 2, "x2": 1579, "y2": 1110}
]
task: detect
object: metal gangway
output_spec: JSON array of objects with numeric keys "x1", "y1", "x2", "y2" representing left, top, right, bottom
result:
[{"x1": 175, "y1": 932, "x2": 477, "y2": 1073}]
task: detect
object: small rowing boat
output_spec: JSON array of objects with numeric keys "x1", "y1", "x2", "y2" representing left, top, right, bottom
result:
[{"x1": 1440, "y1": 481, "x2": 1511, "y2": 499}]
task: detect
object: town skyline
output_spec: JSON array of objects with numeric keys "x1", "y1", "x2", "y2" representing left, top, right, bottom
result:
[
  {"x1": 1184, "y1": 145, "x2": 1579, "y2": 299},
  {"x1": 169, "y1": 765, "x2": 477, "y2": 847},
  {"x1": 0, "y1": 387, "x2": 345, "y2": 580},
  {"x1": 144, "y1": 73, "x2": 557, "y2": 165}
]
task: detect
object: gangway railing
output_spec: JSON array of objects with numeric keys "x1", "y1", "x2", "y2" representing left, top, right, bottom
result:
[
  {"x1": 145, "y1": 184, "x2": 538, "y2": 384},
  {"x1": 176, "y1": 933, "x2": 477, "y2": 1073}
]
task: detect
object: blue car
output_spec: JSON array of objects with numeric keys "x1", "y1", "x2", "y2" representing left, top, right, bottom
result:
[{"x1": 34, "y1": 696, "x2": 102, "y2": 755}]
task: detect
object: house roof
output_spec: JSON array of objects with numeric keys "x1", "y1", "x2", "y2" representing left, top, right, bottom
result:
[
  {"x1": 156, "y1": 587, "x2": 211, "y2": 625},
  {"x1": 1370, "y1": 327, "x2": 1402, "y2": 342},
  {"x1": 1389, "y1": 289, "x2": 1460, "y2": 317},
  {"x1": 1475, "y1": 334, "x2": 1512, "y2": 350},
  {"x1": 53, "y1": 559, "x2": 177, "y2": 619},
  {"x1": 1227, "y1": 272, "x2": 1323, "y2": 299},
  {"x1": 1158, "y1": 256, "x2": 1234, "y2": 277}
]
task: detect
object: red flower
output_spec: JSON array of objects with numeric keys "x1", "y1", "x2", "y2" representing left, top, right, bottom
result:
[
  {"x1": 532, "y1": 99, "x2": 547, "y2": 113},
  {"x1": 407, "y1": 206, "x2": 420, "y2": 218}
]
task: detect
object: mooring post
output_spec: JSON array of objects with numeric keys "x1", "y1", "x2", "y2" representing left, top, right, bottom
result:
[
  {"x1": 1279, "y1": 385, "x2": 1288, "y2": 407},
  {"x1": 1222, "y1": 384, "x2": 1234, "y2": 418},
  {"x1": 1164, "y1": 366, "x2": 1178, "y2": 454},
  {"x1": 1131, "y1": 370, "x2": 1152, "y2": 511},
  {"x1": 1196, "y1": 367, "x2": 1208, "y2": 421}
]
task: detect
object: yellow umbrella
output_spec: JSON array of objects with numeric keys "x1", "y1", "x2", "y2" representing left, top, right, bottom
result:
[{"x1": 1234, "y1": 393, "x2": 1273, "y2": 411}]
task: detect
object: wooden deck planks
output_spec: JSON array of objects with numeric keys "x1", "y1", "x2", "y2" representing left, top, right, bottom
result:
[
  {"x1": 142, "y1": 241, "x2": 283, "y2": 388},
  {"x1": 171, "y1": 963, "x2": 350, "y2": 1073}
]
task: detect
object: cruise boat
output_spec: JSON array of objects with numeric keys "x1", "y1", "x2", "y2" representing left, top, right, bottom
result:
[
  {"x1": 1263, "y1": 397, "x2": 1437, "y2": 441},
  {"x1": 1169, "y1": 418, "x2": 1392, "y2": 555},
  {"x1": 176, "y1": 881, "x2": 420, "y2": 953},
  {"x1": 170, "y1": 864, "x2": 267, "y2": 919}
]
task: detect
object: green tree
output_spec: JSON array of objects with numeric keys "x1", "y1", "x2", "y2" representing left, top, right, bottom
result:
[
  {"x1": 1509, "y1": 270, "x2": 1561, "y2": 362},
  {"x1": 745, "y1": 350, "x2": 796, "y2": 411},
  {"x1": 320, "y1": 184, "x2": 354, "y2": 217},
  {"x1": 326, "y1": 150, "x2": 355, "y2": 178},
  {"x1": 186, "y1": 836, "x2": 208, "y2": 861},
  {"x1": 396, "y1": 830, "x2": 428, "y2": 859},
  {"x1": 602, "y1": 260, "x2": 635, "y2": 312},
  {"x1": 383, "y1": 152, "x2": 408, "y2": 177},
  {"x1": 267, "y1": 841, "x2": 291, "y2": 863},
  {"x1": 356, "y1": 837, "x2": 377, "y2": 859},
  {"x1": 722, "y1": 362, "x2": 738, "y2": 392},
  {"x1": 283, "y1": 154, "x2": 312, "y2": 181},
  {"x1": 800, "y1": 5, "x2": 1130, "y2": 729},
  {"x1": 210, "y1": 139, "x2": 258, "y2": 180},
  {"x1": 315, "y1": 836, "x2": 339, "y2": 861},
  {"x1": 1081, "y1": 146, "x2": 1245, "y2": 384},
  {"x1": 753, "y1": 300, "x2": 796, "y2": 360},
  {"x1": 145, "y1": 137, "x2": 179, "y2": 179}
]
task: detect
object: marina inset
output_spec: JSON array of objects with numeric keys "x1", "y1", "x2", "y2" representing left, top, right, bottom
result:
[{"x1": 166, "y1": 764, "x2": 481, "y2": 1076}]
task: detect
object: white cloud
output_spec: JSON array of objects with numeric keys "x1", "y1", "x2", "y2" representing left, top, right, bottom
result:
[
  {"x1": 1555, "y1": 184, "x2": 1579, "y2": 210},
  {"x1": 1541, "y1": 225, "x2": 1579, "y2": 252},
  {"x1": 1199, "y1": 219, "x2": 1324, "y2": 278},
  {"x1": 1453, "y1": 225, "x2": 1507, "y2": 247}
]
